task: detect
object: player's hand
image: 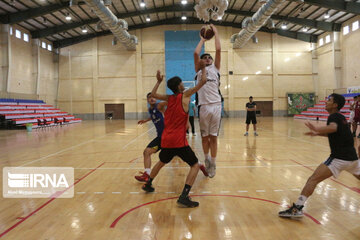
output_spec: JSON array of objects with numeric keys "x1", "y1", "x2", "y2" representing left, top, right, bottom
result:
[
  {"x1": 210, "y1": 24, "x2": 218, "y2": 35},
  {"x1": 138, "y1": 120, "x2": 147, "y2": 125},
  {"x1": 199, "y1": 59, "x2": 206, "y2": 70},
  {"x1": 305, "y1": 121, "x2": 317, "y2": 132},
  {"x1": 304, "y1": 131, "x2": 318, "y2": 136},
  {"x1": 199, "y1": 33, "x2": 207, "y2": 42},
  {"x1": 156, "y1": 70, "x2": 164, "y2": 83}
]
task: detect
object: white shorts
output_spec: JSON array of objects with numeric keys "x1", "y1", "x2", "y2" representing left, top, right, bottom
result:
[
  {"x1": 324, "y1": 157, "x2": 360, "y2": 178},
  {"x1": 198, "y1": 103, "x2": 221, "y2": 137},
  {"x1": 349, "y1": 111, "x2": 355, "y2": 123}
]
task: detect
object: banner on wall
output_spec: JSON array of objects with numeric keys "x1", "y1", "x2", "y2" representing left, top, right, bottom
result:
[
  {"x1": 287, "y1": 93, "x2": 315, "y2": 115},
  {"x1": 347, "y1": 86, "x2": 360, "y2": 94}
]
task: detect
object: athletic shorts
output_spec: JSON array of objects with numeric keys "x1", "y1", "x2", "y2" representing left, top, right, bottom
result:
[
  {"x1": 354, "y1": 115, "x2": 360, "y2": 123},
  {"x1": 349, "y1": 111, "x2": 355, "y2": 123},
  {"x1": 324, "y1": 157, "x2": 360, "y2": 178},
  {"x1": 146, "y1": 137, "x2": 161, "y2": 152},
  {"x1": 159, "y1": 146, "x2": 198, "y2": 166},
  {"x1": 246, "y1": 113, "x2": 257, "y2": 124},
  {"x1": 198, "y1": 103, "x2": 221, "y2": 137}
]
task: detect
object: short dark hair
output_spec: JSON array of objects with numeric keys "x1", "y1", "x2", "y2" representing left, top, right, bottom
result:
[
  {"x1": 354, "y1": 96, "x2": 358, "y2": 99},
  {"x1": 167, "y1": 76, "x2": 182, "y2": 94},
  {"x1": 358, "y1": 95, "x2": 360, "y2": 98},
  {"x1": 329, "y1": 93, "x2": 345, "y2": 110},
  {"x1": 147, "y1": 92, "x2": 152, "y2": 98},
  {"x1": 249, "y1": 96, "x2": 253, "y2": 99},
  {"x1": 200, "y1": 53, "x2": 213, "y2": 60}
]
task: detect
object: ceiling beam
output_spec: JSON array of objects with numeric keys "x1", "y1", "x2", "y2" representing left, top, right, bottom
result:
[
  {"x1": 53, "y1": 17, "x2": 317, "y2": 49},
  {"x1": 290, "y1": 0, "x2": 360, "y2": 15},
  {"x1": 0, "y1": 1, "x2": 69, "y2": 24},
  {"x1": 33, "y1": 3, "x2": 339, "y2": 39}
]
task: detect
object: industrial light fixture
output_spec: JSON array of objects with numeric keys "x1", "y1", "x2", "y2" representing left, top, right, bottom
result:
[
  {"x1": 218, "y1": 16, "x2": 222, "y2": 20},
  {"x1": 140, "y1": 0, "x2": 145, "y2": 8},
  {"x1": 302, "y1": 26, "x2": 309, "y2": 32},
  {"x1": 181, "y1": 0, "x2": 187, "y2": 4},
  {"x1": 146, "y1": 15, "x2": 150, "y2": 22},
  {"x1": 81, "y1": 26, "x2": 88, "y2": 33},
  {"x1": 181, "y1": 15, "x2": 187, "y2": 20},
  {"x1": 324, "y1": 11, "x2": 330, "y2": 19},
  {"x1": 281, "y1": 23, "x2": 287, "y2": 29},
  {"x1": 65, "y1": 13, "x2": 72, "y2": 21}
]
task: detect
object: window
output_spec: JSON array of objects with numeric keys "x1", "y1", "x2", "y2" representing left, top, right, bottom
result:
[
  {"x1": 15, "y1": 29, "x2": 21, "y2": 39},
  {"x1": 42, "y1": 42, "x2": 47, "y2": 49},
  {"x1": 23, "y1": 33, "x2": 29, "y2": 42},
  {"x1": 9, "y1": 27, "x2": 12, "y2": 35},
  {"x1": 353, "y1": 21, "x2": 359, "y2": 31},
  {"x1": 319, "y1": 38, "x2": 324, "y2": 46},
  {"x1": 47, "y1": 44, "x2": 52, "y2": 51},
  {"x1": 343, "y1": 25, "x2": 349, "y2": 35},
  {"x1": 325, "y1": 35, "x2": 331, "y2": 43}
]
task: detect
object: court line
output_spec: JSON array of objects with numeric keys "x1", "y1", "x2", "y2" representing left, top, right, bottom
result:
[
  {"x1": 109, "y1": 194, "x2": 321, "y2": 228},
  {"x1": 0, "y1": 162, "x2": 105, "y2": 239},
  {"x1": 290, "y1": 159, "x2": 360, "y2": 195},
  {"x1": 18, "y1": 126, "x2": 154, "y2": 167}
]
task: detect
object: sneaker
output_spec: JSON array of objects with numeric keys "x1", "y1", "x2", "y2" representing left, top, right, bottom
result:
[
  {"x1": 278, "y1": 203, "x2": 304, "y2": 218},
  {"x1": 358, "y1": 134, "x2": 360, "y2": 138},
  {"x1": 353, "y1": 132, "x2": 356, "y2": 137},
  {"x1": 208, "y1": 161, "x2": 216, "y2": 178},
  {"x1": 193, "y1": 133, "x2": 197, "y2": 136},
  {"x1": 135, "y1": 171, "x2": 150, "y2": 182},
  {"x1": 244, "y1": 132, "x2": 248, "y2": 136},
  {"x1": 177, "y1": 195, "x2": 199, "y2": 208},
  {"x1": 199, "y1": 164, "x2": 209, "y2": 177},
  {"x1": 205, "y1": 158, "x2": 211, "y2": 172},
  {"x1": 254, "y1": 132, "x2": 258, "y2": 136},
  {"x1": 142, "y1": 183, "x2": 155, "y2": 192}
]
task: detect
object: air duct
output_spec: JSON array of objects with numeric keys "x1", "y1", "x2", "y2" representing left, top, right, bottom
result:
[
  {"x1": 231, "y1": 0, "x2": 285, "y2": 48},
  {"x1": 84, "y1": 0, "x2": 137, "y2": 50}
]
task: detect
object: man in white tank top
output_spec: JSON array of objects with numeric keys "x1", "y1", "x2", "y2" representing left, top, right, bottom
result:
[{"x1": 194, "y1": 24, "x2": 221, "y2": 178}]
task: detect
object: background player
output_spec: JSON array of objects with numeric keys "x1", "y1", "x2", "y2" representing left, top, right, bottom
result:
[{"x1": 244, "y1": 96, "x2": 258, "y2": 136}]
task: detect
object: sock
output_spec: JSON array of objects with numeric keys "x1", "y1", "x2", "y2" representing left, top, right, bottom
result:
[
  {"x1": 246, "y1": 131, "x2": 248, "y2": 134},
  {"x1": 145, "y1": 168, "x2": 151, "y2": 175},
  {"x1": 211, "y1": 157, "x2": 216, "y2": 164},
  {"x1": 205, "y1": 153, "x2": 210, "y2": 160},
  {"x1": 180, "y1": 184, "x2": 192, "y2": 197},
  {"x1": 295, "y1": 195, "x2": 307, "y2": 206}
]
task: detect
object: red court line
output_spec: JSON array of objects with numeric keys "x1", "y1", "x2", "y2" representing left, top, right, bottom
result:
[
  {"x1": 290, "y1": 159, "x2": 360, "y2": 195},
  {"x1": 110, "y1": 194, "x2": 321, "y2": 228},
  {"x1": 0, "y1": 162, "x2": 105, "y2": 239}
]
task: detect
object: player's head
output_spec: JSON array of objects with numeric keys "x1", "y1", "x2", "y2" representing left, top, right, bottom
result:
[
  {"x1": 167, "y1": 76, "x2": 184, "y2": 94},
  {"x1": 200, "y1": 53, "x2": 213, "y2": 66},
  {"x1": 327, "y1": 93, "x2": 345, "y2": 112},
  {"x1": 249, "y1": 96, "x2": 253, "y2": 102},
  {"x1": 146, "y1": 92, "x2": 156, "y2": 105},
  {"x1": 354, "y1": 96, "x2": 358, "y2": 100}
]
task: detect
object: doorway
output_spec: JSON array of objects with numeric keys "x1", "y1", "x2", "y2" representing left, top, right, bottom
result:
[
  {"x1": 105, "y1": 104, "x2": 125, "y2": 119},
  {"x1": 255, "y1": 101, "x2": 273, "y2": 116}
]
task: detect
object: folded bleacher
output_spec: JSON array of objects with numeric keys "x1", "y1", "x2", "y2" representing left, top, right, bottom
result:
[
  {"x1": 0, "y1": 98, "x2": 81, "y2": 129},
  {"x1": 294, "y1": 93, "x2": 358, "y2": 121}
]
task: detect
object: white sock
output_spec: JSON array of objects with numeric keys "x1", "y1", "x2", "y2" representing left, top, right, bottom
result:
[
  {"x1": 145, "y1": 168, "x2": 151, "y2": 175},
  {"x1": 295, "y1": 195, "x2": 307, "y2": 206},
  {"x1": 246, "y1": 131, "x2": 248, "y2": 134},
  {"x1": 211, "y1": 157, "x2": 216, "y2": 164},
  {"x1": 205, "y1": 153, "x2": 210, "y2": 160}
]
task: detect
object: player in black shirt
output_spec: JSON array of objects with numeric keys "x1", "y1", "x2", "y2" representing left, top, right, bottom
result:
[
  {"x1": 279, "y1": 93, "x2": 360, "y2": 218},
  {"x1": 244, "y1": 96, "x2": 258, "y2": 136}
]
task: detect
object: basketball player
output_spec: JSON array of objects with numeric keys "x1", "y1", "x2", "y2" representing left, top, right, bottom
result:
[
  {"x1": 244, "y1": 96, "x2": 258, "y2": 136},
  {"x1": 194, "y1": 24, "x2": 221, "y2": 178},
  {"x1": 349, "y1": 96, "x2": 357, "y2": 136},
  {"x1": 186, "y1": 101, "x2": 197, "y2": 136},
  {"x1": 135, "y1": 93, "x2": 167, "y2": 182},
  {"x1": 352, "y1": 95, "x2": 360, "y2": 138},
  {"x1": 142, "y1": 64, "x2": 207, "y2": 208},
  {"x1": 279, "y1": 94, "x2": 360, "y2": 218}
]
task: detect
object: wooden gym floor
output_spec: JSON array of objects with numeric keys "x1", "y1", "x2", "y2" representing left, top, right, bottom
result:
[{"x1": 0, "y1": 117, "x2": 360, "y2": 240}]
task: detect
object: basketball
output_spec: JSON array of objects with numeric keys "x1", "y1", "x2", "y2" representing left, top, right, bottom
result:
[{"x1": 200, "y1": 25, "x2": 215, "y2": 40}]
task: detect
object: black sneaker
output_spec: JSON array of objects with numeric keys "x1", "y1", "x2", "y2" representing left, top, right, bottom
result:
[
  {"x1": 177, "y1": 196, "x2": 199, "y2": 208},
  {"x1": 278, "y1": 203, "x2": 304, "y2": 218},
  {"x1": 353, "y1": 132, "x2": 356, "y2": 137},
  {"x1": 142, "y1": 183, "x2": 154, "y2": 192},
  {"x1": 358, "y1": 134, "x2": 360, "y2": 138}
]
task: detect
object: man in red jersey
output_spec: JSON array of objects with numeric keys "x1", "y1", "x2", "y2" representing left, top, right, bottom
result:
[{"x1": 141, "y1": 61, "x2": 207, "y2": 208}]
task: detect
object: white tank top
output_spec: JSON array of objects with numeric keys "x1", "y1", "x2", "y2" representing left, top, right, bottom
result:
[{"x1": 196, "y1": 64, "x2": 221, "y2": 106}]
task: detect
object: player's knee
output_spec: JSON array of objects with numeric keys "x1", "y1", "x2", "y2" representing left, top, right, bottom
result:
[{"x1": 144, "y1": 148, "x2": 152, "y2": 156}]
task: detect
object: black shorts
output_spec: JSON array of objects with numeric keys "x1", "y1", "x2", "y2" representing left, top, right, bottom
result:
[
  {"x1": 146, "y1": 137, "x2": 161, "y2": 152},
  {"x1": 246, "y1": 113, "x2": 257, "y2": 124},
  {"x1": 159, "y1": 146, "x2": 198, "y2": 166}
]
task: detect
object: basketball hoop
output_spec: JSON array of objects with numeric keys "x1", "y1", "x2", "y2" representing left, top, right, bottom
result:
[{"x1": 194, "y1": 0, "x2": 229, "y2": 22}]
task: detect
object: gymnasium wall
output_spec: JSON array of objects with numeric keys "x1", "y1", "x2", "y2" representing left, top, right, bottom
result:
[
  {"x1": 0, "y1": 25, "x2": 58, "y2": 105},
  {"x1": 58, "y1": 25, "x2": 314, "y2": 119}
]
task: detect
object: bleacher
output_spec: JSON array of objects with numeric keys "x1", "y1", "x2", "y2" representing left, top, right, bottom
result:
[
  {"x1": 294, "y1": 93, "x2": 358, "y2": 121},
  {"x1": 0, "y1": 98, "x2": 82, "y2": 129}
]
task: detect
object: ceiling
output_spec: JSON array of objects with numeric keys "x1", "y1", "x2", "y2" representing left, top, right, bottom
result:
[{"x1": 0, "y1": 0, "x2": 359, "y2": 48}]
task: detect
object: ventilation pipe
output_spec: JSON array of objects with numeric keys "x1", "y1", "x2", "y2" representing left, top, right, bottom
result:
[
  {"x1": 84, "y1": 0, "x2": 137, "y2": 50},
  {"x1": 231, "y1": 0, "x2": 285, "y2": 48}
]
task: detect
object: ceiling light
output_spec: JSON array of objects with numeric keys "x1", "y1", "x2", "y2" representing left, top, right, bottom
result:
[
  {"x1": 81, "y1": 27, "x2": 88, "y2": 33},
  {"x1": 281, "y1": 23, "x2": 287, "y2": 29},
  {"x1": 302, "y1": 26, "x2": 308, "y2": 32},
  {"x1": 181, "y1": 15, "x2": 187, "y2": 20},
  {"x1": 181, "y1": 0, "x2": 187, "y2": 4},
  {"x1": 140, "y1": 0, "x2": 145, "y2": 8},
  {"x1": 146, "y1": 15, "x2": 150, "y2": 22},
  {"x1": 218, "y1": 16, "x2": 222, "y2": 20},
  {"x1": 324, "y1": 12, "x2": 330, "y2": 19},
  {"x1": 242, "y1": 77, "x2": 248, "y2": 81},
  {"x1": 65, "y1": 13, "x2": 72, "y2": 21}
]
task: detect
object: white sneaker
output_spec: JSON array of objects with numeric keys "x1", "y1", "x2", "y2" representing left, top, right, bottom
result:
[
  {"x1": 208, "y1": 162, "x2": 216, "y2": 178},
  {"x1": 193, "y1": 133, "x2": 197, "y2": 136},
  {"x1": 205, "y1": 158, "x2": 211, "y2": 172},
  {"x1": 254, "y1": 132, "x2": 258, "y2": 136},
  {"x1": 244, "y1": 132, "x2": 248, "y2": 136}
]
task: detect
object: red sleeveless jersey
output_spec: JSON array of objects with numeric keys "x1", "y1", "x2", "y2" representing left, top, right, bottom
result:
[
  {"x1": 355, "y1": 101, "x2": 360, "y2": 118},
  {"x1": 161, "y1": 93, "x2": 189, "y2": 148}
]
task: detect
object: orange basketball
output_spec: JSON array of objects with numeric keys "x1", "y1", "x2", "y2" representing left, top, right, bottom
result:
[{"x1": 200, "y1": 25, "x2": 214, "y2": 40}]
